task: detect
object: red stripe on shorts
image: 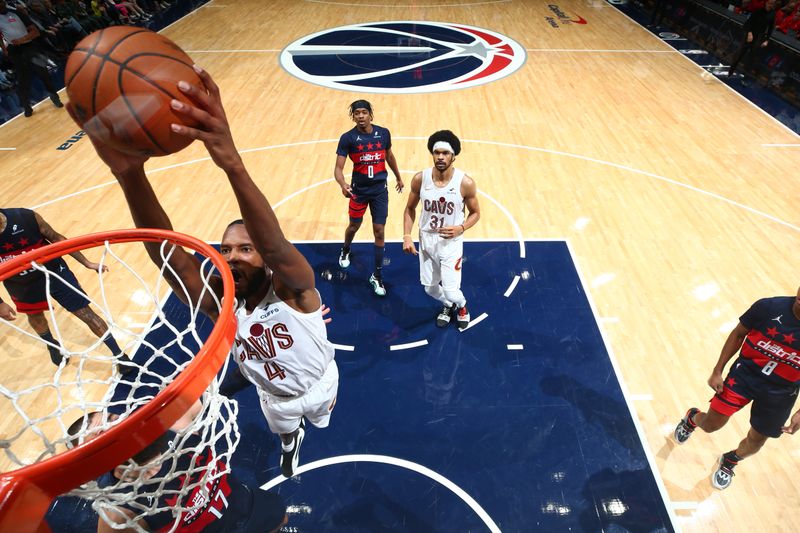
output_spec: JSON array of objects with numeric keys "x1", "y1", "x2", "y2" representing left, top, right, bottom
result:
[
  {"x1": 11, "y1": 296, "x2": 50, "y2": 314},
  {"x1": 348, "y1": 198, "x2": 368, "y2": 219},
  {"x1": 709, "y1": 386, "x2": 750, "y2": 417}
]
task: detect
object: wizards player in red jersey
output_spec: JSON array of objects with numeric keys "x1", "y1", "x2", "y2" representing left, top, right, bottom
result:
[
  {"x1": 673, "y1": 287, "x2": 800, "y2": 490},
  {"x1": 69, "y1": 406, "x2": 288, "y2": 533},
  {"x1": 333, "y1": 100, "x2": 403, "y2": 296},
  {"x1": 0, "y1": 207, "x2": 133, "y2": 370}
]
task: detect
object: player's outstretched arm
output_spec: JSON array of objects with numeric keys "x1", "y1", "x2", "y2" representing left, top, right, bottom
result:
[
  {"x1": 171, "y1": 66, "x2": 317, "y2": 302},
  {"x1": 68, "y1": 104, "x2": 221, "y2": 320},
  {"x1": 34, "y1": 212, "x2": 108, "y2": 273}
]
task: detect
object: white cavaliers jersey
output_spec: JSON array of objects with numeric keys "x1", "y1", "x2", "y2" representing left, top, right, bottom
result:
[
  {"x1": 231, "y1": 283, "x2": 334, "y2": 396},
  {"x1": 418, "y1": 167, "x2": 465, "y2": 234}
]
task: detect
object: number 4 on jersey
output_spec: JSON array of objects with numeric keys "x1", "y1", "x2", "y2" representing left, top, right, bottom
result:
[{"x1": 264, "y1": 361, "x2": 287, "y2": 381}]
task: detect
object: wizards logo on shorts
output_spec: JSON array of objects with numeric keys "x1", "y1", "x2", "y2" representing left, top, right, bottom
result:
[{"x1": 279, "y1": 21, "x2": 526, "y2": 94}]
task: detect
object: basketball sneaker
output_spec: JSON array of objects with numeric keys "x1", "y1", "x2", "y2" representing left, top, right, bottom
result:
[
  {"x1": 49, "y1": 93, "x2": 63, "y2": 108},
  {"x1": 118, "y1": 353, "x2": 136, "y2": 376},
  {"x1": 673, "y1": 407, "x2": 699, "y2": 444},
  {"x1": 369, "y1": 273, "x2": 386, "y2": 296},
  {"x1": 281, "y1": 419, "x2": 305, "y2": 478},
  {"x1": 436, "y1": 305, "x2": 453, "y2": 327},
  {"x1": 455, "y1": 305, "x2": 470, "y2": 329},
  {"x1": 338, "y1": 248, "x2": 350, "y2": 268},
  {"x1": 712, "y1": 452, "x2": 739, "y2": 490}
]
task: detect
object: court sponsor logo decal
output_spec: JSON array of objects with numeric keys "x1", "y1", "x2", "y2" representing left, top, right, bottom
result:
[
  {"x1": 545, "y1": 4, "x2": 588, "y2": 28},
  {"x1": 279, "y1": 21, "x2": 526, "y2": 94},
  {"x1": 56, "y1": 130, "x2": 86, "y2": 151}
]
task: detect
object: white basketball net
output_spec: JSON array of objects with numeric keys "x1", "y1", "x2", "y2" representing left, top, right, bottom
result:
[{"x1": 0, "y1": 238, "x2": 239, "y2": 532}]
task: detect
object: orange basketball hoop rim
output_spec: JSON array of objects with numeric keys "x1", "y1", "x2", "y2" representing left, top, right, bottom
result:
[{"x1": 0, "y1": 229, "x2": 236, "y2": 533}]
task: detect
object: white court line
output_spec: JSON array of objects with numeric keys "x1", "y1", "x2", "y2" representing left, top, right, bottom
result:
[
  {"x1": 33, "y1": 137, "x2": 800, "y2": 237},
  {"x1": 506, "y1": 344, "x2": 523, "y2": 350},
  {"x1": 526, "y1": 48, "x2": 678, "y2": 53},
  {"x1": 460, "y1": 312, "x2": 487, "y2": 331},
  {"x1": 304, "y1": 0, "x2": 510, "y2": 6},
  {"x1": 389, "y1": 339, "x2": 428, "y2": 351},
  {"x1": 565, "y1": 238, "x2": 679, "y2": 532},
  {"x1": 670, "y1": 501, "x2": 700, "y2": 510},
  {"x1": 612, "y1": 2, "x2": 800, "y2": 143},
  {"x1": 331, "y1": 343, "x2": 355, "y2": 351},
  {"x1": 472, "y1": 187, "x2": 525, "y2": 258},
  {"x1": 188, "y1": 49, "x2": 282, "y2": 53},
  {"x1": 470, "y1": 139, "x2": 800, "y2": 233},
  {"x1": 260, "y1": 454, "x2": 501, "y2": 533},
  {"x1": 0, "y1": 147, "x2": 16, "y2": 150},
  {"x1": 504, "y1": 275, "x2": 520, "y2": 297}
]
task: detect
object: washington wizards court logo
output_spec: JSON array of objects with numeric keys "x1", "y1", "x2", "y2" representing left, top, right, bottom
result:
[{"x1": 279, "y1": 21, "x2": 526, "y2": 94}]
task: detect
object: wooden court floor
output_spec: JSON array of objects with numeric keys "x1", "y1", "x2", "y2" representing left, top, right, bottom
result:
[{"x1": 2, "y1": 1, "x2": 800, "y2": 531}]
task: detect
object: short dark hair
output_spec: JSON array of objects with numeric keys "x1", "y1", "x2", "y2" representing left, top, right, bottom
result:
[
  {"x1": 427, "y1": 130, "x2": 461, "y2": 155},
  {"x1": 67, "y1": 412, "x2": 169, "y2": 466},
  {"x1": 226, "y1": 219, "x2": 244, "y2": 229},
  {"x1": 349, "y1": 100, "x2": 373, "y2": 119}
]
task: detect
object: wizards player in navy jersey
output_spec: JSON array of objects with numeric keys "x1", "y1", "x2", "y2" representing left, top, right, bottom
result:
[
  {"x1": 70, "y1": 407, "x2": 288, "y2": 533},
  {"x1": 0, "y1": 208, "x2": 132, "y2": 370},
  {"x1": 673, "y1": 287, "x2": 800, "y2": 490},
  {"x1": 333, "y1": 100, "x2": 403, "y2": 296}
]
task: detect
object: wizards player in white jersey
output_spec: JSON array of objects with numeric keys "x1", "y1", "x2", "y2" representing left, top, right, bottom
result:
[
  {"x1": 402, "y1": 130, "x2": 481, "y2": 329},
  {"x1": 72, "y1": 66, "x2": 337, "y2": 481},
  {"x1": 673, "y1": 287, "x2": 800, "y2": 490}
]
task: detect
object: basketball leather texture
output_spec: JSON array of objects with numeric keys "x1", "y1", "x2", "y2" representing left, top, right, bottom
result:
[{"x1": 65, "y1": 26, "x2": 201, "y2": 157}]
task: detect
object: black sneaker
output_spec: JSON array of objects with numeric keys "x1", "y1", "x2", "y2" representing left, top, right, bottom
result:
[
  {"x1": 48, "y1": 347, "x2": 63, "y2": 366},
  {"x1": 49, "y1": 93, "x2": 63, "y2": 108},
  {"x1": 24, "y1": 106, "x2": 33, "y2": 117},
  {"x1": 712, "y1": 452, "x2": 738, "y2": 490},
  {"x1": 436, "y1": 305, "x2": 453, "y2": 327},
  {"x1": 280, "y1": 419, "x2": 305, "y2": 478},
  {"x1": 118, "y1": 353, "x2": 136, "y2": 376},
  {"x1": 673, "y1": 407, "x2": 699, "y2": 444}
]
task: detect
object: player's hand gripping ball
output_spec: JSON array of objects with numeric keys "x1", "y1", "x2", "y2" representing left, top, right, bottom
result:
[{"x1": 65, "y1": 26, "x2": 201, "y2": 157}]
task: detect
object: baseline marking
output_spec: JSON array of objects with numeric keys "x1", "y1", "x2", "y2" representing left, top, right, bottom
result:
[
  {"x1": 260, "y1": 453, "x2": 501, "y2": 533},
  {"x1": 565, "y1": 239, "x2": 678, "y2": 529},
  {"x1": 507, "y1": 344, "x2": 523, "y2": 350}
]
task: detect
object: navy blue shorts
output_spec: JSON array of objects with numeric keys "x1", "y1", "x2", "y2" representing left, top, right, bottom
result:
[
  {"x1": 710, "y1": 358, "x2": 799, "y2": 438},
  {"x1": 6, "y1": 265, "x2": 90, "y2": 314},
  {"x1": 349, "y1": 187, "x2": 389, "y2": 225}
]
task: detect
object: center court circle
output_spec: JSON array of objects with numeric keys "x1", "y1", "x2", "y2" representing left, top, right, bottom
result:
[{"x1": 279, "y1": 21, "x2": 526, "y2": 93}]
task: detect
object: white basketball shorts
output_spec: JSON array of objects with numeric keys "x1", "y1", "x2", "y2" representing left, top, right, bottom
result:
[
  {"x1": 258, "y1": 359, "x2": 339, "y2": 435},
  {"x1": 418, "y1": 232, "x2": 464, "y2": 290}
]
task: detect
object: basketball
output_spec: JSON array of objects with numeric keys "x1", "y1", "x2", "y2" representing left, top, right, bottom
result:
[{"x1": 65, "y1": 26, "x2": 201, "y2": 157}]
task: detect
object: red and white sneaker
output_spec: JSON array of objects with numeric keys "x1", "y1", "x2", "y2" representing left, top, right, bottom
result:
[{"x1": 455, "y1": 305, "x2": 470, "y2": 329}]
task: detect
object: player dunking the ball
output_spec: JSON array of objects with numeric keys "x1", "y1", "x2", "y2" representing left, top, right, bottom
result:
[
  {"x1": 402, "y1": 130, "x2": 480, "y2": 328},
  {"x1": 70, "y1": 65, "x2": 338, "y2": 479},
  {"x1": 334, "y1": 100, "x2": 403, "y2": 296}
]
